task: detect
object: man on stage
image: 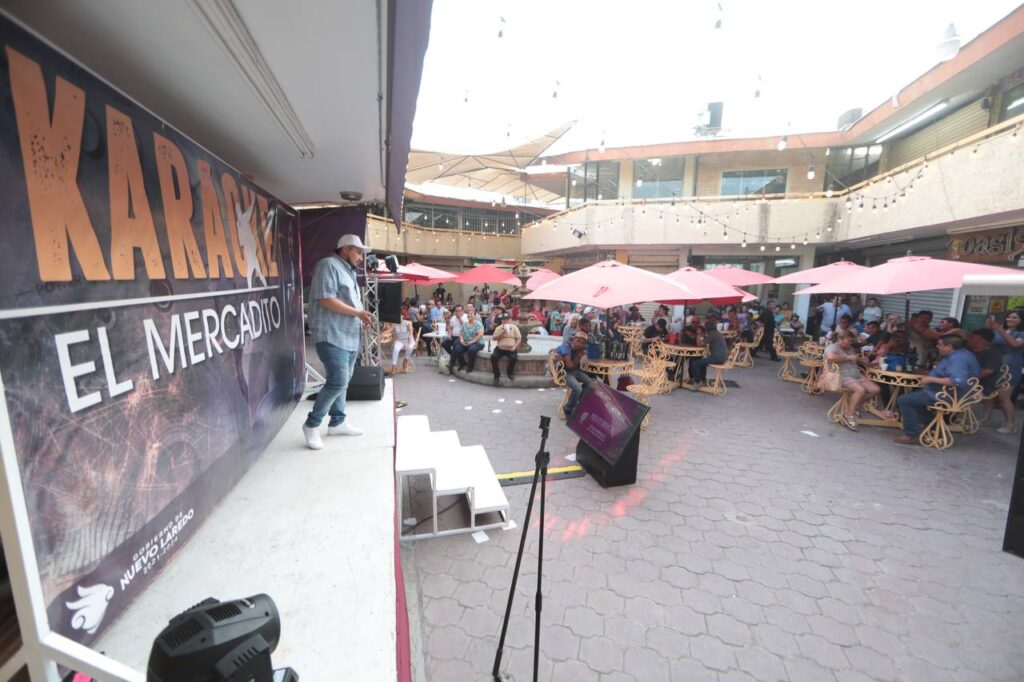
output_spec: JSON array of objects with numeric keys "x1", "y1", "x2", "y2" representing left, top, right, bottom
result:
[{"x1": 303, "y1": 234, "x2": 374, "y2": 450}]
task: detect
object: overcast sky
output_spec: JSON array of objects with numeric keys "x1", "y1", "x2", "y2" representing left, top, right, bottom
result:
[{"x1": 411, "y1": 0, "x2": 1022, "y2": 157}]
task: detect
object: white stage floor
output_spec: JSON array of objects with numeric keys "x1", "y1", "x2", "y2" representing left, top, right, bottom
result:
[{"x1": 95, "y1": 380, "x2": 399, "y2": 681}]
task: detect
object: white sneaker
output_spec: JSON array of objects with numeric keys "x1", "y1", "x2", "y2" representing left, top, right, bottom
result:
[
  {"x1": 302, "y1": 425, "x2": 324, "y2": 450},
  {"x1": 328, "y1": 422, "x2": 364, "y2": 436}
]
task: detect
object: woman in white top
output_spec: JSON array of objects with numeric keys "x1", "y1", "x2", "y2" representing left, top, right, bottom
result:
[{"x1": 390, "y1": 317, "x2": 416, "y2": 373}]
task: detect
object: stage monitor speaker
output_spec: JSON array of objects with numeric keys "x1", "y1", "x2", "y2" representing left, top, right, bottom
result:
[
  {"x1": 379, "y1": 281, "x2": 402, "y2": 323},
  {"x1": 1004, "y1": 431, "x2": 1024, "y2": 559},
  {"x1": 347, "y1": 365, "x2": 385, "y2": 401},
  {"x1": 575, "y1": 431, "x2": 639, "y2": 488}
]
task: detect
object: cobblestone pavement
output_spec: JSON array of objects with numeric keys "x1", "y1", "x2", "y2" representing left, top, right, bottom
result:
[{"x1": 393, "y1": 359, "x2": 1024, "y2": 681}]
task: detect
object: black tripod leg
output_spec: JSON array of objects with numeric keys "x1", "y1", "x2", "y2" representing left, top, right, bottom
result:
[
  {"x1": 533, "y1": 449, "x2": 550, "y2": 682},
  {"x1": 493, "y1": 417, "x2": 551, "y2": 681}
]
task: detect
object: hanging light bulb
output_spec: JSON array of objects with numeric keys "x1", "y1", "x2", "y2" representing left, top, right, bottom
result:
[
  {"x1": 741, "y1": 240, "x2": 747, "y2": 248},
  {"x1": 571, "y1": 178, "x2": 577, "y2": 187},
  {"x1": 464, "y1": 90, "x2": 469, "y2": 104},
  {"x1": 825, "y1": 147, "x2": 831, "y2": 156},
  {"x1": 760, "y1": 245, "x2": 766, "y2": 252},
  {"x1": 806, "y1": 164, "x2": 815, "y2": 180},
  {"x1": 845, "y1": 197, "x2": 853, "y2": 210},
  {"x1": 872, "y1": 200, "x2": 877, "y2": 212},
  {"x1": 636, "y1": 178, "x2": 644, "y2": 188},
  {"x1": 815, "y1": 230, "x2": 821, "y2": 239},
  {"x1": 597, "y1": 193, "x2": 603, "y2": 200},
  {"x1": 690, "y1": 216, "x2": 695, "y2": 225},
  {"x1": 497, "y1": 16, "x2": 505, "y2": 38},
  {"x1": 777, "y1": 135, "x2": 788, "y2": 151},
  {"x1": 883, "y1": 199, "x2": 888, "y2": 211},
  {"x1": 837, "y1": 213, "x2": 842, "y2": 223},
  {"x1": 552, "y1": 80, "x2": 560, "y2": 98},
  {"x1": 437, "y1": 163, "x2": 444, "y2": 171},
  {"x1": 826, "y1": 188, "x2": 834, "y2": 198},
  {"x1": 598, "y1": 138, "x2": 605, "y2": 153},
  {"x1": 775, "y1": 243, "x2": 781, "y2": 252}
]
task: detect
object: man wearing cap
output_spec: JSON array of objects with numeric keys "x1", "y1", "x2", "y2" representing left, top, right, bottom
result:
[
  {"x1": 303, "y1": 234, "x2": 374, "y2": 450},
  {"x1": 491, "y1": 312, "x2": 522, "y2": 385},
  {"x1": 556, "y1": 331, "x2": 593, "y2": 416}
]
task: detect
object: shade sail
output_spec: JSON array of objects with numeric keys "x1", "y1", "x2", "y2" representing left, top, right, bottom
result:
[
  {"x1": 525, "y1": 260, "x2": 698, "y2": 308},
  {"x1": 525, "y1": 269, "x2": 561, "y2": 291},
  {"x1": 405, "y1": 122, "x2": 574, "y2": 206},
  {"x1": 454, "y1": 264, "x2": 522, "y2": 286},
  {"x1": 771, "y1": 260, "x2": 868, "y2": 285},
  {"x1": 795, "y1": 256, "x2": 1021, "y2": 296},
  {"x1": 659, "y1": 267, "x2": 750, "y2": 304},
  {"x1": 704, "y1": 266, "x2": 776, "y2": 286}
]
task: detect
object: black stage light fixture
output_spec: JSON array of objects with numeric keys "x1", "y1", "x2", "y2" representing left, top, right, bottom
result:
[
  {"x1": 147, "y1": 594, "x2": 298, "y2": 682},
  {"x1": 365, "y1": 253, "x2": 379, "y2": 272},
  {"x1": 384, "y1": 254, "x2": 400, "y2": 273}
]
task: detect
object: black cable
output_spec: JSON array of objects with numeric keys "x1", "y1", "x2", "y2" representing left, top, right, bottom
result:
[{"x1": 401, "y1": 499, "x2": 462, "y2": 535}]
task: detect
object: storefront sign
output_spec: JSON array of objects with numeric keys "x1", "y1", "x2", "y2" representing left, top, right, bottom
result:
[
  {"x1": 948, "y1": 226, "x2": 1024, "y2": 264},
  {"x1": 0, "y1": 16, "x2": 304, "y2": 645}
]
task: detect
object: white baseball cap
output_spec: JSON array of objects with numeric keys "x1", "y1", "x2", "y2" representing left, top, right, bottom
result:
[{"x1": 336, "y1": 234, "x2": 369, "y2": 250}]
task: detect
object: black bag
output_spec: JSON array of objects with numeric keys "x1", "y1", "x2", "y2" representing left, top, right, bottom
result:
[
  {"x1": 617, "y1": 374, "x2": 635, "y2": 391},
  {"x1": 346, "y1": 365, "x2": 385, "y2": 401}
]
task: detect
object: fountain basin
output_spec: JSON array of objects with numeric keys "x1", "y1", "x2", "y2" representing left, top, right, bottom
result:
[{"x1": 441, "y1": 334, "x2": 563, "y2": 388}]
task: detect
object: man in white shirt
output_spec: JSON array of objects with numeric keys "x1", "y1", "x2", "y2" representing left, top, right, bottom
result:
[{"x1": 862, "y1": 297, "x2": 883, "y2": 324}]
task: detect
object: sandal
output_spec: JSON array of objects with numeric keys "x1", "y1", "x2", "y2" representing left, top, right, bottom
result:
[{"x1": 893, "y1": 434, "x2": 917, "y2": 445}]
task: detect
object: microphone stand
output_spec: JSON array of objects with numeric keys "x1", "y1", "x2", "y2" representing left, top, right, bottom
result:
[{"x1": 492, "y1": 415, "x2": 551, "y2": 682}]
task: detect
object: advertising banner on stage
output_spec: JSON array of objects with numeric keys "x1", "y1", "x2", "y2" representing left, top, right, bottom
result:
[{"x1": 0, "y1": 15, "x2": 305, "y2": 645}]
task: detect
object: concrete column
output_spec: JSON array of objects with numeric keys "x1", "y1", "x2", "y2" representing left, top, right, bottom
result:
[
  {"x1": 681, "y1": 155, "x2": 697, "y2": 197},
  {"x1": 619, "y1": 161, "x2": 633, "y2": 200}
]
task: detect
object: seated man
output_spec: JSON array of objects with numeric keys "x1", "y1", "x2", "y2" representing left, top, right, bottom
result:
[
  {"x1": 491, "y1": 312, "x2": 521, "y2": 385},
  {"x1": 967, "y1": 328, "x2": 1001, "y2": 395},
  {"x1": 642, "y1": 318, "x2": 669, "y2": 347},
  {"x1": 680, "y1": 315, "x2": 704, "y2": 346},
  {"x1": 440, "y1": 304, "x2": 466, "y2": 367},
  {"x1": 895, "y1": 335, "x2": 981, "y2": 444},
  {"x1": 452, "y1": 308, "x2": 485, "y2": 373},
  {"x1": 556, "y1": 331, "x2": 593, "y2": 416},
  {"x1": 689, "y1": 321, "x2": 728, "y2": 389}
]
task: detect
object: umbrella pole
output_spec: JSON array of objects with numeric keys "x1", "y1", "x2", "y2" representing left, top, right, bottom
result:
[{"x1": 904, "y1": 292, "x2": 910, "y2": 324}]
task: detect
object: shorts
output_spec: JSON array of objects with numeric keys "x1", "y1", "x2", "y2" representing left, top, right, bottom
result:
[{"x1": 841, "y1": 377, "x2": 870, "y2": 389}]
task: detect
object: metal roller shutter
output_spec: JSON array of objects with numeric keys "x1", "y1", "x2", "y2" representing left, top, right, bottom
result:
[
  {"x1": 876, "y1": 289, "x2": 957, "y2": 320},
  {"x1": 887, "y1": 100, "x2": 989, "y2": 168}
]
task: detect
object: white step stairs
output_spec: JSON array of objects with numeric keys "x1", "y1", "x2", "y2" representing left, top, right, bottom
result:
[{"x1": 396, "y1": 414, "x2": 510, "y2": 539}]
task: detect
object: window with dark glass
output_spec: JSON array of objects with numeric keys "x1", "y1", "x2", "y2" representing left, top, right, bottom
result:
[
  {"x1": 999, "y1": 83, "x2": 1024, "y2": 123},
  {"x1": 825, "y1": 145, "x2": 882, "y2": 189},
  {"x1": 720, "y1": 169, "x2": 787, "y2": 196},
  {"x1": 633, "y1": 157, "x2": 685, "y2": 199},
  {"x1": 576, "y1": 160, "x2": 619, "y2": 202}
]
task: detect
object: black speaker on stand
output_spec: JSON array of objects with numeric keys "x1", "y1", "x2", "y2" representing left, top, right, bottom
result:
[{"x1": 378, "y1": 281, "x2": 403, "y2": 323}]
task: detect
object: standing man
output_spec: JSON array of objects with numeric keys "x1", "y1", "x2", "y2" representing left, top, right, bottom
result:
[{"x1": 303, "y1": 234, "x2": 374, "y2": 450}]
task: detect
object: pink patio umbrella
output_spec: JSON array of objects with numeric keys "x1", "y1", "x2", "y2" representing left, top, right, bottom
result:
[
  {"x1": 525, "y1": 260, "x2": 698, "y2": 309},
  {"x1": 454, "y1": 263, "x2": 522, "y2": 287},
  {"x1": 704, "y1": 265, "x2": 777, "y2": 287},
  {"x1": 796, "y1": 255, "x2": 1020, "y2": 320},
  {"x1": 771, "y1": 260, "x2": 868, "y2": 285},
  {"x1": 658, "y1": 267, "x2": 751, "y2": 305},
  {"x1": 525, "y1": 268, "x2": 561, "y2": 291},
  {"x1": 400, "y1": 262, "x2": 457, "y2": 281}
]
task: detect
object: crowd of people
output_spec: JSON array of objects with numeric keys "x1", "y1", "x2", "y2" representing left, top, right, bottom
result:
[{"x1": 385, "y1": 286, "x2": 1024, "y2": 440}]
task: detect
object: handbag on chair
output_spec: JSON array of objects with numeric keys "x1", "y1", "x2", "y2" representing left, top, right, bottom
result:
[{"x1": 818, "y1": 361, "x2": 843, "y2": 393}]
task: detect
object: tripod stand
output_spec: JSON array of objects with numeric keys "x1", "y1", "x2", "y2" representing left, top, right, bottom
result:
[{"x1": 492, "y1": 415, "x2": 552, "y2": 682}]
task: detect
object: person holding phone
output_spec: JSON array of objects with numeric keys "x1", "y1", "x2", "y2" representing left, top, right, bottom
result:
[{"x1": 491, "y1": 312, "x2": 522, "y2": 384}]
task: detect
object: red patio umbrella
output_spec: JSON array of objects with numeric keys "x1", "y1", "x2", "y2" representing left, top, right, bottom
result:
[
  {"x1": 704, "y1": 265, "x2": 776, "y2": 287},
  {"x1": 796, "y1": 255, "x2": 1020, "y2": 320},
  {"x1": 454, "y1": 263, "x2": 522, "y2": 286},
  {"x1": 658, "y1": 267, "x2": 750, "y2": 304},
  {"x1": 525, "y1": 268, "x2": 561, "y2": 291},
  {"x1": 771, "y1": 260, "x2": 868, "y2": 285},
  {"x1": 525, "y1": 260, "x2": 697, "y2": 308}
]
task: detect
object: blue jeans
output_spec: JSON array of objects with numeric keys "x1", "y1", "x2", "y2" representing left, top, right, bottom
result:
[
  {"x1": 897, "y1": 389, "x2": 937, "y2": 437},
  {"x1": 306, "y1": 342, "x2": 358, "y2": 428},
  {"x1": 564, "y1": 368, "x2": 593, "y2": 414}
]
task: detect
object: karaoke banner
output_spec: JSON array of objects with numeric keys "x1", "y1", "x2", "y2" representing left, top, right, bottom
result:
[{"x1": 0, "y1": 15, "x2": 305, "y2": 644}]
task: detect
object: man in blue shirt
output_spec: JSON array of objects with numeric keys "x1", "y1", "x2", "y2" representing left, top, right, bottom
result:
[
  {"x1": 895, "y1": 336, "x2": 981, "y2": 444},
  {"x1": 556, "y1": 332, "x2": 592, "y2": 416},
  {"x1": 303, "y1": 234, "x2": 374, "y2": 450}
]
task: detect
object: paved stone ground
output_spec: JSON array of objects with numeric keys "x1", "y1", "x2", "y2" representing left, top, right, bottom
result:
[{"x1": 393, "y1": 359, "x2": 1024, "y2": 681}]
